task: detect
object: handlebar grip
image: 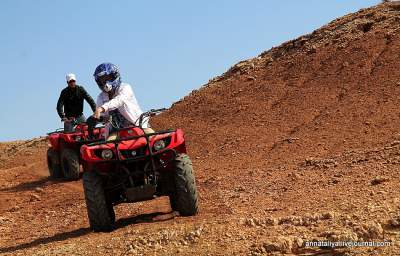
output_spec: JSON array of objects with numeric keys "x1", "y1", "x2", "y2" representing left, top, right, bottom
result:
[{"x1": 150, "y1": 108, "x2": 167, "y2": 113}]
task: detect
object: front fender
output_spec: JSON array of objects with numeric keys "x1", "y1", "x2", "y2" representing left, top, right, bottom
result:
[{"x1": 47, "y1": 133, "x2": 60, "y2": 151}]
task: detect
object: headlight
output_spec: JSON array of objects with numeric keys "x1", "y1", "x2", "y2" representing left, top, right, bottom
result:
[
  {"x1": 75, "y1": 136, "x2": 82, "y2": 141},
  {"x1": 101, "y1": 149, "x2": 113, "y2": 160},
  {"x1": 154, "y1": 140, "x2": 166, "y2": 151}
]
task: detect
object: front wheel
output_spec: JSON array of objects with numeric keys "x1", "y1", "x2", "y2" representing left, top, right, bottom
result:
[
  {"x1": 61, "y1": 148, "x2": 80, "y2": 180},
  {"x1": 169, "y1": 154, "x2": 199, "y2": 216},
  {"x1": 83, "y1": 171, "x2": 115, "y2": 232},
  {"x1": 47, "y1": 148, "x2": 62, "y2": 178}
]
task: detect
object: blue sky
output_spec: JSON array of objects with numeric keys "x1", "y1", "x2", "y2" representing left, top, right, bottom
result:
[{"x1": 0, "y1": 0, "x2": 380, "y2": 141}]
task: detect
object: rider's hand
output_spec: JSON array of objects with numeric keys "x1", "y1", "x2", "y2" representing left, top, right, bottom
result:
[{"x1": 94, "y1": 107, "x2": 105, "y2": 119}]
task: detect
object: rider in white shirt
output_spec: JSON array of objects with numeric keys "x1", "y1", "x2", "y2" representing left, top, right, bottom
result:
[{"x1": 92, "y1": 63, "x2": 153, "y2": 138}]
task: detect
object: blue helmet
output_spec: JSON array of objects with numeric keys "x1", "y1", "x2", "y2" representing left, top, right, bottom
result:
[{"x1": 93, "y1": 63, "x2": 121, "y2": 92}]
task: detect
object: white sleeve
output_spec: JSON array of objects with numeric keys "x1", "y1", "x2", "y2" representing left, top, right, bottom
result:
[{"x1": 101, "y1": 86, "x2": 133, "y2": 112}]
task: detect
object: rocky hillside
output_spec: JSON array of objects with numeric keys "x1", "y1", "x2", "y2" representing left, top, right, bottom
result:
[{"x1": 153, "y1": 2, "x2": 400, "y2": 167}]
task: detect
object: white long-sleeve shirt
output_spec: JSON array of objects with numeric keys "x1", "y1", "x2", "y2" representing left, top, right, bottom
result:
[{"x1": 96, "y1": 83, "x2": 149, "y2": 136}]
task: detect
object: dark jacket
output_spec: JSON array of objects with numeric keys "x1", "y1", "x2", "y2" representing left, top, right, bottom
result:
[{"x1": 56, "y1": 85, "x2": 96, "y2": 119}]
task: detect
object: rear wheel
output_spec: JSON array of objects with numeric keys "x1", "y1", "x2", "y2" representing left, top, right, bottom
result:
[
  {"x1": 61, "y1": 148, "x2": 80, "y2": 180},
  {"x1": 47, "y1": 149, "x2": 62, "y2": 178},
  {"x1": 83, "y1": 171, "x2": 115, "y2": 232},
  {"x1": 169, "y1": 154, "x2": 199, "y2": 216}
]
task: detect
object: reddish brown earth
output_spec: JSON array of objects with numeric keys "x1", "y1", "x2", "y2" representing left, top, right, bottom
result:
[{"x1": 2, "y1": 2, "x2": 400, "y2": 255}]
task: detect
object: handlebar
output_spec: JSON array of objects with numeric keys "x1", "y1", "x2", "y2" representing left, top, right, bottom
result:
[
  {"x1": 84, "y1": 108, "x2": 167, "y2": 140},
  {"x1": 138, "y1": 108, "x2": 167, "y2": 128}
]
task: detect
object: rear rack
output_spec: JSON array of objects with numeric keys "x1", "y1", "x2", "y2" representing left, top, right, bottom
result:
[
  {"x1": 46, "y1": 125, "x2": 105, "y2": 140},
  {"x1": 47, "y1": 128, "x2": 64, "y2": 135}
]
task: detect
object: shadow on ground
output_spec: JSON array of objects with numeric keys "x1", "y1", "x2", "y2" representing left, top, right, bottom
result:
[
  {"x1": 0, "y1": 211, "x2": 176, "y2": 254},
  {"x1": 0, "y1": 177, "x2": 66, "y2": 192}
]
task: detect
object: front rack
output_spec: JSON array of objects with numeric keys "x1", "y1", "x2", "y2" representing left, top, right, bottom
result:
[
  {"x1": 86, "y1": 128, "x2": 177, "y2": 178},
  {"x1": 87, "y1": 129, "x2": 174, "y2": 147}
]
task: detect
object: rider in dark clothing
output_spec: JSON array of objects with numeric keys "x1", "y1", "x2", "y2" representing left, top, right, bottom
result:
[{"x1": 57, "y1": 73, "x2": 96, "y2": 131}]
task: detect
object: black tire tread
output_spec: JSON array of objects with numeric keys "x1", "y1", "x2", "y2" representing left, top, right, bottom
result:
[
  {"x1": 47, "y1": 148, "x2": 62, "y2": 178},
  {"x1": 83, "y1": 171, "x2": 115, "y2": 232},
  {"x1": 61, "y1": 148, "x2": 80, "y2": 180},
  {"x1": 171, "y1": 154, "x2": 199, "y2": 216}
]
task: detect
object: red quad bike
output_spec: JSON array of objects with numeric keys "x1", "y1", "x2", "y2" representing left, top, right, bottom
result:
[
  {"x1": 80, "y1": 108, "x2": 199, "y2": 232},
  {"x1": 47, "y1": 119, "x2": 105, "y2": 180}
]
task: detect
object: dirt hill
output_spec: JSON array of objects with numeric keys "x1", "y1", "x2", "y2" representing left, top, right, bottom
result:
[{"x1": 1, "y1": 2, "x2": 400, "y2": 255}]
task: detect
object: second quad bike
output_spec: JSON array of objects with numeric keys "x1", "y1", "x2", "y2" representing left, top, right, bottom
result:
[
  {"x1": 46, "y1": 119, "x2": 105, "y2": 180},
  {"x1": 80, "y1": 109, "x2": 199, "y2": 231}
]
